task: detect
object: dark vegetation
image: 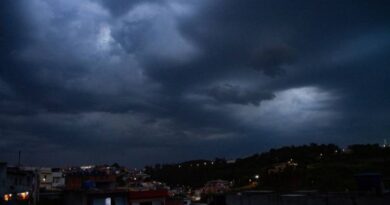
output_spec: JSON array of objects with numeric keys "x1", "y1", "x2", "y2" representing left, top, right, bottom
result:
[{"x1": 145, "y1": 144, "x2": 390, "y2": 192}]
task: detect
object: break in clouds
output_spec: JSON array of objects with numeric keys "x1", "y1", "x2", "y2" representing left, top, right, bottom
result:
[{"x1": 1, "y1": 0, "x2": 390, "y2": 167}]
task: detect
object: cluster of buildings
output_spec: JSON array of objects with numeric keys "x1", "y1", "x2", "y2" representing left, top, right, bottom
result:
[
  {"x1": 1, "y1": 163, "x2": 68, "y2": 198},
  {"x1": 267, "y1": 158, "x2": 298, "y2": 175},
  {"x1": 0, "y1": 162, "x2": 191, "y2": 205},
  {"x1": 201, "y1": 180, "x2": 231, "y2": 195}
]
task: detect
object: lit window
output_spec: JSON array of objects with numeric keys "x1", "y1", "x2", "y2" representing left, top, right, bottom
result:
[{"x1": 105, "y1": 197, "x2": 111, "y2": 205}]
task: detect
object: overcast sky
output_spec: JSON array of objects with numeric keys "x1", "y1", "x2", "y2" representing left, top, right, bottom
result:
[{"x1": 1, "y1": 0, "x2": 390, "y2": 167}]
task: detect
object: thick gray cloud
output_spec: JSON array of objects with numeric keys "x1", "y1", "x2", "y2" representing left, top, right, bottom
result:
[
  {"x1": 1, "y1": 0, "x2": 390, "y2": 167},
  {"x1": 204, "y1": 84, "x2": 274, "y2": 106},
  {"x1": 94, "y1": 0, "x2": 147, "y2": 16}
]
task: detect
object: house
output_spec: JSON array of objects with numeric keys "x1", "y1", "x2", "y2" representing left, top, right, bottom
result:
[
  {"x1": 22, "y1": 167, "x2": 66, "y2": 191},
  {"x1": 202, "y1": 180, "x2": 231, "y2": 194},
  {"x1": 52, "y1": 168, "x2": 66, "y2": 190},
  {"x1": 267, "y1": 159, "x2": 298, "y2": 175},
  {"x1": 65, "y1": 172, "x2": 117, "y2": 190},
  {"x1": 39, "y1": 167, "x2": 53, "y2": 191},
  {"x1": 0, "y1": 163, "x2": 39, "y2": 205}
]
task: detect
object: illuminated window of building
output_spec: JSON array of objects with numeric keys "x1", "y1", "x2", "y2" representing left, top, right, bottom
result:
[{"x1": 105, "y1": 197, "x2": 111, "y2": 205}]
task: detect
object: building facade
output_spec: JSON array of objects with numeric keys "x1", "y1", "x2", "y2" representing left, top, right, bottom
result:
[{"x1": 0, "y1": 163, "x2": 39, "y2": 205}]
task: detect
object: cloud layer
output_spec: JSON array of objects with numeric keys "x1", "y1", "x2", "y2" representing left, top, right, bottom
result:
[{"x1": 1, "y1": 0, "x2": 390, "y2": 167}]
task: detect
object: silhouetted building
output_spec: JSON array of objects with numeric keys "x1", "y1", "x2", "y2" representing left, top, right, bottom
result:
[
  {"x1": 0, "y1": 163, "x2": 39, "y2": 204},
  {"x1": 66, "y1": 173, "x2": 117, "y2": 190}
]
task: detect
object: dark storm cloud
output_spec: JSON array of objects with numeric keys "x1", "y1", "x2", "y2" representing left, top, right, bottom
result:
[
  {"x1": 138, "y1": 0, "x2": 390, "y2": 143},
  {"x1": 248, "y1": 45, "x2": 295, "y2": 77},
  {"x1": 94, "y1": 0, "x2": 144, "y2": 16},
  {"x1": 1, "y1": 0, "x2": 390, "y2": 167},
  {"x1": 205, "y1": 84, "x2": 274, "y2": 106},
  {"x1": 94, "y1": 0, "x2": 161, "y2": 17}
]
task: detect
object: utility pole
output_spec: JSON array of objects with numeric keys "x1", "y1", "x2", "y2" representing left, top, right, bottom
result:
[{"x1": 18, "y1": 150, "x2": 21, "y2": 167}]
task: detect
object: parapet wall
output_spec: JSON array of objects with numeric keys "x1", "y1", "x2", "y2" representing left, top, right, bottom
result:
[{"x1": 226, "y1": 193, "x2": 390, "y2": 205}]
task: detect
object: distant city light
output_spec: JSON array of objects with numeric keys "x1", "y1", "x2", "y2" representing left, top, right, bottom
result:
[
  {"x1": 255, "y1": 175, "x2": 259, "y2": 179},
  {"x1": 80, "y1": 165, "x2": 94, "y2": 170},
  {"x1": 192, "y1": 196, "x2": 201, "y2": 201}
]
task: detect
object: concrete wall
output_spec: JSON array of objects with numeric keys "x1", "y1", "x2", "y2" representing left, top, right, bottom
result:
[
  {"x1": 52, "y1": 170, "x2": 65, "y2": 189},
  {"x1": 130, "y1": 197, "x2": 165, "y2": 205},
  {"x1": 64, "y1": 191, "x2": 88, "y2": 205},
  {"x1": 39, "y1": 168, "x2": 53, "y2": 190}
]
